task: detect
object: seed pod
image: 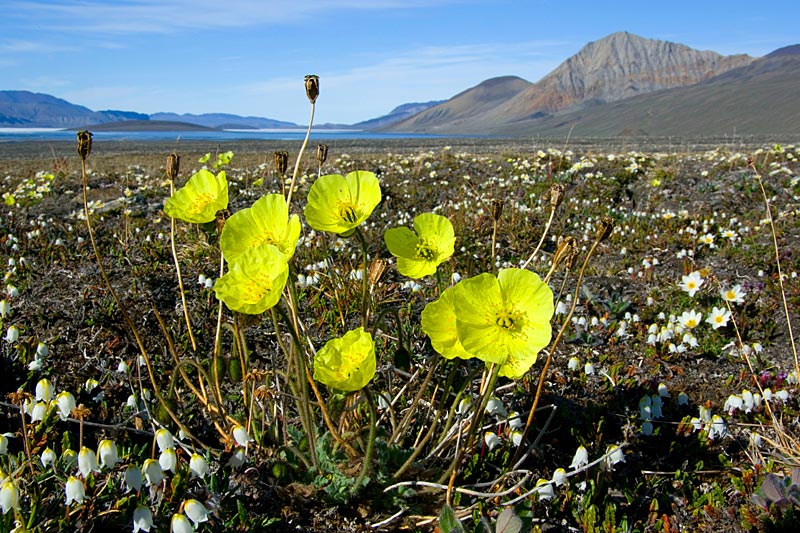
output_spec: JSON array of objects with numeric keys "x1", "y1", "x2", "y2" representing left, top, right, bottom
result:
[
  {"x1": 368, "y1": 258, "x2": 386, "y2": 288},
  {"x1": 304, "y1": 75, "x2": 319, "y2": 104},
  {"x1": 552, "y1": 235, "x2": 577, "y2": 270},
  {"x1": 316, "y1": 144, "x2": 328, "y2": 166},
  {"x1": 596, "y1": 216, "x2": 614, "y2": 243},
  {"x1": 549, "y1": 183, "x2": 565, "y2": 210},
  {"x1": 76, "y1": 130, "x2": 93, "y2": 160},
  {"x1": 166, "y1": 153, "x2": 180, "y2": 182},
  {"x1": 274, "y1": 151, "x2": 289, "y2": 175},
  {"x1": 491, "y1": 199, "x2": 504, "y2": 222}
]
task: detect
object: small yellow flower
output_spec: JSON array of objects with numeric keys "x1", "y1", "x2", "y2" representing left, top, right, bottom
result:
[
  {"x1": 164, "y1": 169, "x2": 228, "y2": 224},
  {"x1": 384, "y1": 213, "x2": 455, "y2": 278},
  {"x1": 313, "y1": 327, "x2": 376, "y2": 392},
  {"x1": 304, "y1": 171, "x2": 381, "y2": 236},
  {"x1": 214, "y1": 244, "x2": 289, "y2": 315},
  {"x1": 220, "y1": 194, "x2": 301, "y2": 263}
]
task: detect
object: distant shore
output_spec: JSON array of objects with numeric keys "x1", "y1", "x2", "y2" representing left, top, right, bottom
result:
[{"x1": 0, "y1": 135, "x2": 796, "y2": 164}]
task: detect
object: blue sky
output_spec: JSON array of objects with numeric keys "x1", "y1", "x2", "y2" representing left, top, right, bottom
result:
[{"x1": 2, "y1": 0, "x2": 797, "y2": 125}]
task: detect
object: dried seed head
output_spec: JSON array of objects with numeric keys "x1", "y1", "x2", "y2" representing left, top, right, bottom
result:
[
  {"x1": 316, "y1": 144, "x2": 328, "y2": 166},
  {"x1": 166, "y1": 153, "x2": 180, "y2": 182},
  {"x1": 552, "y1": 235, "x2": 577, "y2": 270},
  {"x1": 595, "y1": 216, "x2": 614, "y2": 243},
  {"x1": 491, "y1": 199, "x2": 504, "y2": 222},
  {"x1": 274, "y1": 151, "x2": 289, "y2": 175},
  {"x1": 76, "y1": 130, "x2": 93, "y2": 160},
  {"x1": 7, "y1": 390, "x2": 31, "y2": 405},
  {"x1": 304, "y1": 75, "x2": 319, "y2": 104},
  {"x1": 368, "y1": 259, "x2": 387, "y2": 288},
  {"x1": 72, "y1": 404, "x2": 92, "y2": 419},
  {"x1": 549, "y1": 183, "x2": 565, "y2": 210}
]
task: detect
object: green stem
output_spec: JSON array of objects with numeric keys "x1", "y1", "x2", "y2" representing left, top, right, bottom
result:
[
  {"x1": 353, "y1": 387, "x2": 378, "y2": 495},
  {"x1": 354, "y1": 228, "x2": 371, "y2": 328}
]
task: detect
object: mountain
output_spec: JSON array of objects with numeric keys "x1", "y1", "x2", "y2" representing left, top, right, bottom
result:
[
  {"x1": 353, "y1": 100, "x2": 445, "y2": 129},
  {"x1": 0, "y1": 91, "x2": 148, "y2": 128},
  {"x1": 387, "y1": 32, "x2": 755, "y2": 134},
  {"x1": 149, "y1": 112, "x2": 297, "y2": 129},
  {"x1": 490, "y1": 44, "x2": 800, "y2": 137}
]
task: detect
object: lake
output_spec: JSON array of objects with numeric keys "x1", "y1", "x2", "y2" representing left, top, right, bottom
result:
[{"x1": 0, "y1": 128, "x2": 446, "y2": 142}]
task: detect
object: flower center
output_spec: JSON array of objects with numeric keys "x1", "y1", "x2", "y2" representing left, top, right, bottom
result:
[
  {"x1": 191, "y1": 193, "x2": 214, "y2": 214},
  {"x1": 338, "y1": 203, "x2": 359, "y2": 224},
  {"x1": 415, "y1": 239, "x2": 436, "y2": 260},
  {"x1": 495, "y1": 310, "x2": 515, "y2": 330}
]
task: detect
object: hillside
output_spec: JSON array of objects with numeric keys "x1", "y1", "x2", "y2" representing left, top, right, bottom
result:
[
  {"x1": 387, "y1": 32, "x2": 755, "y2": 134},
  {"x1": 0, "y1": 91, "x2": 147, "y2": 128},
  {"x1": 490, "y1": 47, "x2": 800, "y2": 137}
]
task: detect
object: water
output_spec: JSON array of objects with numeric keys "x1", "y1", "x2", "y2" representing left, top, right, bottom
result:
[{"x1": 0, "y1": 127, "x2": 446, "y2": 142}]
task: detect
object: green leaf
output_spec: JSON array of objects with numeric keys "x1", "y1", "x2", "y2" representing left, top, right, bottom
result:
[
  {"x1": 496, "y1": 508, "x2": 522, "y2": 533},
  {"x1": 439, "y1": 504, "x2": 466, "y2": 533}
]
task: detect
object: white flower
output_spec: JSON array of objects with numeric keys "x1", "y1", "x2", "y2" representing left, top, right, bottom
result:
[
  {"x1": 5, "y1": 326, "x2": 19, "y2": 343},
  {"x1": 41, "y1": 447, "x2": 57, "y2": 468},
  {"x1": 133, "y1": 505, "x2": 153, "y2": 533},
  {"x1": 227, "y1": 447, "x2": 246, "y2": 469},
  {"x1": 657, "y1": 383, "x2": 669, "y2": 397},
  {"x1": 171, "y1": 513, "x2": 195, "y2": 533},
  {"x1": 36, "y1": 342, "x2": 49, "y2": 357},
  {"x1": 678, "y1": 310, "x2": 702, "y2": 329},
  {"x1": 159, "y1": 448, "x2": 178, "y2": 472},
  {"x1": 535, "y1": 478, "x2": 555, "y2": 501},
  {"x1": 507, "y1": 411, "x2": 523, "y2": 430},
  {"x1": 708, "y1": 415, "x2": 727, "y2": 440},
  {"x1": 98, "y1": 439, "x2": 120, "y2": 469},
  {"x1": 551, "y1": 467, "x2": 567, "y2": 486},
  {"x1": 679, "y1": 271, "x2": 704, "y2": 297},
  {"x1": 677, "y1": 392, "x2": 689, "y2": 406},
  {"x1": 650, "y1": 395, "x2": 663, "y2": 419},
  {"x1": 721, "y1": 284, "x2": 745, "y2": 304},
  {"x1": 65, "y1": 476, "x2": 85, "y2": 506},
  {"x1": 584, "y1": 362, "x2": 595, "y2": 375},
  {"x1": 484, "y1": 432, "x2": 501, "y2": 451},
  {"x1": 35, "y1": 379, "x2": 53, "y2": 402},
  {"x1": 54, "y1": 391, "x2": 75, "y2": 420},
  {"x1": 117, "y1": 360, "x2": 129, "y2": 373},
  {"x1": 78, "y1": 446, "x2": 100, "y2": 477},
  {"x1": 189, "y1": 453, "x2": 209, "y2": 479},
  {"x1": 567, "y1": 356, "x2": 581, "y2": 371},
  {"x1": 124, "y1": 465, "x2": 143, "y2": 493},
  {"x1": 569, "y1": 445, "x2": 589, "y2": 469},
  {"x1": 638, "y1": 396, "x2": 652, "y2": 420},
  {"x1": 30, "y1": 401, "x2": 47, "y2": 423},
  {"x1": 155, "y1": 428, "x2": 174, "y2": 452},
  {"x1": 0, "y1": 300, "x2": 9, "y2": 318},
  {"x1": 605, "y1": 445, "x2": 625, "y2": 468},
  {"x1": 706, "y1": 306, "x2": 731, "y2": 329},
  {"x1": 0, "y1": 481, "x2": 19, "y2": 514},
  {"x1": 84, "y1": 378, "x2": 98, "y2": 393},
  {"x1": 184, "y1": 499, "x2": 210, "y2": 527},
  {"x1": 232, "y1": 425, "x2": 251, "y2": 447},
  {"x1": 62, "y1": 448, "x2": 77, "y2": 468},
  {"x1": 485, "y1": 397, "x2": 507, "y2": 417},
  {"x1": 142, "y1": 459, "x2": 164, "y2": 486},
  {"x1": 510, "y1": 430, "x2": 523, "y2": 447},
  {"x1": 641, "y1": 420, "x2": 654, "y2": 436},
  {"x1": 0, "y1": 433, "x2": 10, "y2": 455}
]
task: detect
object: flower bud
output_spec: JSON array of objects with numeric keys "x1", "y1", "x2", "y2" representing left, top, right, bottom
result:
[
  {"x1": 166, "y1": 152, "x2": 180, "y2": 182},
  {"x1": 304, "y1": 74, "x2": 319, "y2": 103},
  {"x1": 274, "y1": 151, "x2": 289, "y2": 175},
  {"x1": 491, "y1": 199, "x2": 504, "y2": 222},
  {"x1": 316, "y1": 144, "x2": 328, "y2": 166},
  {"x1": 76, "y1": 130, "x2": 93, "y2": 160},
  {"x1": 549, "y1": 183, "x2": 565, "y2": 210},
  {"x1": 595, "y1": 216, "x2": 614, "y2": 243}
]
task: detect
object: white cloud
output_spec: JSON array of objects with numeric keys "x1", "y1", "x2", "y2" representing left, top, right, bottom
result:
[{"x1": 6, "y1": 0, "x2": 462, "y2": 34}]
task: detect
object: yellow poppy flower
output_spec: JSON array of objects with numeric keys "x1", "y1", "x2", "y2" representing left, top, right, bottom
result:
[
  {"x1": 220, "y1": 194, "x2": 301, "y2": 263},
  {"x1": 313, "y1": 327, "x2": 376, "y2": 392},
  {"x1": 304, "y1": 171, "x2": 381, "y2": 237},
  {"x1": 384, "y1": 213, "x2": 455, "y2": 278},
  {"x1": 213, "y1": 244, "x2": 289, "y2": 314},
  {"x1": 164, "y1": 169, "x2": 228, "y2": 224},
  {"x1": 422, "y1": 268, "x2": 554, "y2": 378}
]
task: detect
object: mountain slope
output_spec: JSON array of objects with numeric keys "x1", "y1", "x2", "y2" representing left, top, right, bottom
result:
[
  {"x1": 149, "y1": 112, "x2": 297, "y2": 129},
  {"x1": 388, "y1": 32, "x2": 754, "y2": 134},
  {"x1": 490, "y1": 48, "x2": 800, "y2": 136},
  {"x1": 0, "y1": 91, "x2": 147, "y2": 128},
  {"x1": 354, "y1": 101, "x2": 445, "y2": 129}
]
